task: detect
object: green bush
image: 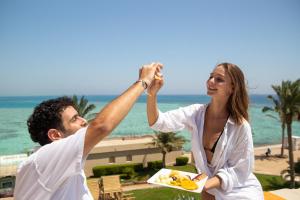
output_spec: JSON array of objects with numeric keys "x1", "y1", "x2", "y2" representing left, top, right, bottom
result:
[
  {"x1": 132, "y1": 163, "x2": 144, "y2": 172},
  {"x1": 122, "y1": 167, "x2": 136, "y2": 179},
  {"x1": 119, "y1": 173, "x2": 129, "y2": 180},
  {"x1": 148, "y1": 160, "x2": 163, "y2": 170},
  {"x1": 92, "y1": 163, "x2": 143, "y2": 177},
  {"x1": 175, "y1": 156, "x2": 189, "y2": 166}
]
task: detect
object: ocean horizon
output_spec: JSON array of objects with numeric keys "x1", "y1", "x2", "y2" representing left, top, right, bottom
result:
[{"x1": 1, "y1": 94, "x2": 300, "y2": 156}]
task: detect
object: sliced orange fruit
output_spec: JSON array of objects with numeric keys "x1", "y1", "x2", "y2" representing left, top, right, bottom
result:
[{"x1": 180, "y1": 179, "x2": 198, "y2": 190}]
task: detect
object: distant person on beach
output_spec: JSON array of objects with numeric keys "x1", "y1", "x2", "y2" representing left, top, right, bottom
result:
[
  {"x1": 265, "y1": 147, "x2": 271, "y2": 157},
  {"x1": 147, "y1": 63, "x2": 263, "y2": 200},
  {"x1": 14, "y1": 63, "x2": 163, "y2": 200}
]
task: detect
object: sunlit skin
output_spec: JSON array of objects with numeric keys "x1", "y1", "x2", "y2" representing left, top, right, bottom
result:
[
  {"x1": 206, "y1": 66, "x2": 233, "y2": 99},
  {"x1": 47, "y1": 106, "x2": 88, "y2": 142},
  {"x1": 61, "y1": 106, "x2": 88, "y2": 137}
]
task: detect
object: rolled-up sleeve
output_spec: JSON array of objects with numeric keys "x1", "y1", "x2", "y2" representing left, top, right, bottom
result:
[
  {"x1": 216, "y1": 122, "x2": 254, "y2": 192},
  {"x1": 150, "y1": 104, "x2": 201, "y2": 133}
]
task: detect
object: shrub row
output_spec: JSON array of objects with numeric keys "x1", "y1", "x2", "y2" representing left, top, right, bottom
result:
[
  {"x1": 147, "y1": 160, "x2": 163, "y2": 170},
  {"x1": 175, "y1": 156, "x2": 189, "y2": 166},
  {"x1": 92, "y1": 163, "x2": 143, "y2": 177},
  {"x1": 92, "y1": 156, "x2": 189, "y2": 177}
]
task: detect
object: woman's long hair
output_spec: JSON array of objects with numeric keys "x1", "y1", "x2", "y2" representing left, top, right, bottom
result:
[{"x1": 218, "y1": 63, "x2": 249, "y2": 124}]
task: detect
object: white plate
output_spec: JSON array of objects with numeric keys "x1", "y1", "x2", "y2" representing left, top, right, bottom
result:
[{"x1": 147, "y1": 168, "x2": 208, "y2": 193}]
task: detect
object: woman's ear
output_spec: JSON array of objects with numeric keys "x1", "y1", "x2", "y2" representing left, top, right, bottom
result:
[
  {"x1": 229, "y1": 84, "x2": 235, "y2": 95},
  {"x1": 48, "y1": 129, "x2": 63, "y2": 142}
]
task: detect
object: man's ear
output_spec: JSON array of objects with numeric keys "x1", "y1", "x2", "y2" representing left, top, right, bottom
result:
[{"x1": 48, "y1": 129, "x2": 63, "y2": 142}]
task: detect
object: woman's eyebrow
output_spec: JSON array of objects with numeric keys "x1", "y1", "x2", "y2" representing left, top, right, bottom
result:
[{"x1": 210, "y1": 72, "x2": 225, "y2": 77}]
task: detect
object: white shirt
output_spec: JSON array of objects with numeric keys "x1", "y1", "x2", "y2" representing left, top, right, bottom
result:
[
  {"x1": 14, "y1": 127, "x2": 93, "y2": 200},
  {"x1": 151, "y1": 104, "x2": 264, "y2": 200}
]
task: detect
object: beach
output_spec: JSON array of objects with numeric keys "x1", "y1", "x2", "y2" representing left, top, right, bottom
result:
[
  {"x1": 181, "y1": 144, "x2": 300, "y2": 176},
  {"x1": 254, "y1": 144, "x2": 300, "y2": 176}
]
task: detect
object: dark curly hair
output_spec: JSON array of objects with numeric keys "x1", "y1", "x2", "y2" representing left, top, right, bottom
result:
[{"x1": 27, "y1": 97, "x2": 75, "y2": 146}]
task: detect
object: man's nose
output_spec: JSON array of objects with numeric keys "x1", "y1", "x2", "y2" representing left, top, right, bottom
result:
[{"x1": 79, "y1": 117, "x2": 88, "y2": 127}]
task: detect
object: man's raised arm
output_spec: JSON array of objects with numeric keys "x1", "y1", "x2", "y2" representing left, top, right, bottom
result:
[{"x1": 83, "y1": 63, "x2": 163, "y2": 156}]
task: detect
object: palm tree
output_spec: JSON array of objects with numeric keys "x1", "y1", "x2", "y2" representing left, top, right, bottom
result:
[
  {"x1": 262, "y1": 93, "x2": 286, "y2": 157},
  {"x1": 153, "y1": 132, "x2": 187, "y2": 168},
  {"x1": 271, "y1": 79, "x2": 300, "y2": 188},
  {"x1": 72, "y1": 95, "x2": 96, "y2": 120}
]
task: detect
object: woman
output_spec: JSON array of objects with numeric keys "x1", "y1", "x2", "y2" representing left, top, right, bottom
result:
[{"x1": 147, "y1": 63, "x2": 263, "y2": 200}]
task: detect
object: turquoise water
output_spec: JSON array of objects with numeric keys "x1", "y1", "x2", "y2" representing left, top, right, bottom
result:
[{"x1": 0, "y1": 95, "x2": 299, "y2": 155}]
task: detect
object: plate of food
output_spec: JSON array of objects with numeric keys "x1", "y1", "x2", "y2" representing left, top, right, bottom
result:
[{"x1": 147, "y1": 168, "x2": 208, "y2": 193}]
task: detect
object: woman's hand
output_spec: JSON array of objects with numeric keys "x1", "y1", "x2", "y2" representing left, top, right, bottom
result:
[
  {"x1": 147, "y1": 69, "x2": 164, "y2": 96},
  {"x1": 146, "y1": 66, "x2": 163, "y2": 126},
  {"x1": 200, "y1": 175, "x2": 221, "y2": 200},
  {"x1": 201, "y1": 190, "x2": 215, "y2": 200}
]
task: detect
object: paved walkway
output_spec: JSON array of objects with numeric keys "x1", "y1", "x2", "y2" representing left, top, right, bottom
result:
[
  {"x1": 122, "y1": 183, "x2": 161, "y2": 192},
  {"x1": 270, "y1": 188, "x2": 300, "y2": 200}
]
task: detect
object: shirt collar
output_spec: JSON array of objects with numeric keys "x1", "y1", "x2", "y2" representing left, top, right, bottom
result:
[{"x1": 227, "y1": 116, "x2": 235, "y2": 125}]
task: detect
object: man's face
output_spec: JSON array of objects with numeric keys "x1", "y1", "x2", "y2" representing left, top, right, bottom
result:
[{"x1": 60, "y1": 106, "x2": 88, "y2": 137}]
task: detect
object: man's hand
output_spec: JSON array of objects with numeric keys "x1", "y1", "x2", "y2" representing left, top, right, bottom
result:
[
  {"x1": 84, "y1": 62, "x2": 163, "y2": 157},
  {"x1": 139, "y1": 62, "x2": 163, "y2": 87}
]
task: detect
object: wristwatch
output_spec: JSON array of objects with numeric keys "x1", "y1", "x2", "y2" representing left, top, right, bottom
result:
[{"x1": 135, "y1": 80, "x2": 148, "y2": 90}]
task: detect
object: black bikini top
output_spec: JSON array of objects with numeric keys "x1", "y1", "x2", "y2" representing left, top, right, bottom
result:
[
  {"x1": 204, "y1": 115, "x2": 229, "y2": 154},
  {"x1": 204, "y1": 129, "x2": 224, "y2": 153}
]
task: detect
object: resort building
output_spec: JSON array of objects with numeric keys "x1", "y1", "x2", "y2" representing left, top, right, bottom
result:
[
  {"x1": 284, "y1": 136, "x2": 300, "y2": 151},
  {"x1": 0, "y1": 167, "x2": 16, "y2": 198},
  {"x1": 84, "y1": 135, "x2": 184, "y2": 177},
  {"x1": 0, "y1": 154, "x2": 27, "y2": 198}
]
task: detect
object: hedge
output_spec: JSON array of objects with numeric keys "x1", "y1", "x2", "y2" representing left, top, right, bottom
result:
[
  {"x1": 175, "y1": 156, "x2": 189, "y2": 166},
  {"x1": 92, "y1": 163, "x2": 143, "y2": 177},
  {"x1": 147, "y1": 160, "x2": 163, "y2": 170},
  {"x1": 93, "y1": 160, "x2": 166, "y2": 177},
  {"x1": 122, "y1": 167, "x2": 136, "y2": 179}
]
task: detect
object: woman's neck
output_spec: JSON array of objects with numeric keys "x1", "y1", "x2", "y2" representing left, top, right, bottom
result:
[{"x1": 207, "y1": 98, "x2": 229, "y2": 119}]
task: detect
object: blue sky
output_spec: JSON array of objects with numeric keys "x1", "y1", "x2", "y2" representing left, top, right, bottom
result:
[{"x1": 0, "y1": 0, "x2": 299, "y2": 96}]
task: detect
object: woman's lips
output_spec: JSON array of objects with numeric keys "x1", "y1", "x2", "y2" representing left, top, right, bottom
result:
[{"x1": 207, "y1": 87, "x2": 217, "y2": 91}]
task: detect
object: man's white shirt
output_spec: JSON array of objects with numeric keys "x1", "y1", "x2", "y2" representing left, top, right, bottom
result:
[{"x1": 14, "y1": 127, "x2": 93, "y2": 200}]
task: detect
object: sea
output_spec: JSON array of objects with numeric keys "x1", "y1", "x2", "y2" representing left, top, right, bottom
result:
[{"x1": 0, "y1": 95, "x2": 300, "y2": 156}]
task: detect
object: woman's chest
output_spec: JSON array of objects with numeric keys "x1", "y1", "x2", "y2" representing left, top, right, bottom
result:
[{"x1": 202, "y1": 119, "x2": 227, "y2": 148}]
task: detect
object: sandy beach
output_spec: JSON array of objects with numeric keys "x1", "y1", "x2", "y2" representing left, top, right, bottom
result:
[{"x1": 254, "y1": 144, "x2": 300, "y2": 176}]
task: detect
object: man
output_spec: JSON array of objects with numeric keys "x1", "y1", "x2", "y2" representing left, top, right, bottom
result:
[{"x1": 14, "y1": 63, "x2": 163, "y2": 200}]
